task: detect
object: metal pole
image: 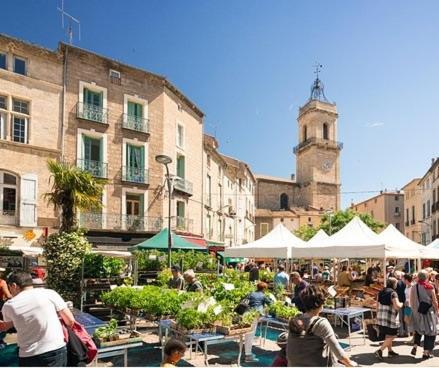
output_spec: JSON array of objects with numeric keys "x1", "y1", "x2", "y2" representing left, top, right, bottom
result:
[{"x1": 165, "y1": 164, "x2": 172, "y2": 269}]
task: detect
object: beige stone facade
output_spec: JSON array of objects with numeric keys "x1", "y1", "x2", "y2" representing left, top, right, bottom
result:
[
  {"x1": 402, "y1": 178, "x2": 422, "y2": 243},
  {"x1": 0, "y1": 34, "x2": 62, "y2": 245},
  {"x1": 351, "y1": 191, "x2": 404, "y2": 232}
]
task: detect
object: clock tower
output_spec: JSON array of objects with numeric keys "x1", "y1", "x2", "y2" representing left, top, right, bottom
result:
[{"x1": 294, "y1": 73, "x2": 342, "y2": 210}]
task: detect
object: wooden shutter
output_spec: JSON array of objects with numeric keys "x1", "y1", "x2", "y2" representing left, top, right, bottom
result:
[{"x1": 19, "y1": 173, "x2": 37, "y2": 227}]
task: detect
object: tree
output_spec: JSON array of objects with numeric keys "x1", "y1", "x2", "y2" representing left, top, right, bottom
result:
[
  {"x1": 319, "y1": 209, "x2": 384, "y2": 235},
  {"x1": 44, "y1": 160, "x2": 106, "y2": 232},
  {"x1": 294, "y1": 225, "x2": 318, "y2": 241}
]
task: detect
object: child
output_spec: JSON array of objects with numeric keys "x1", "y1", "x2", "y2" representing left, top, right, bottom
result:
[
  {"x1": 161, "y1": 338, "x2": 187, "y2": 367},
  {"x1": 271, "y1": 332, "x2": 288, "y2": 366}
]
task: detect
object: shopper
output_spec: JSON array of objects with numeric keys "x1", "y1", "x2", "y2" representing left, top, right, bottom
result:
[
  {"x1": 161, "y1": 338, "x2": 187, "y2": 367},
  {"x1": 395, "y1": 271, "x2": 407, "y2": 337},
  {"x1": 274, "y1": 265, "x2": 289, "y2": 290},
  {"x1": 403, "y1": 273, "x2": 413, "y2": 338},
  {"x1": 168, "y1": 265, "x2": 184, "y2": 290},
  {"x1": 337, "y1": 265, "x2": 354, "y2": 287},
  {"x1": 0, "y1": 271, "x2": 75, "y2": 366},
  {"x1": 271, "y1": 332, "x2": 288, "y2": 366},
  {"x1": 375, "y1": 277, "x2": 402, "y2": 360},
  {"x1": 287, "y1": 285, "x2": 355, "y2": 366},
  {"x1": 243, "y1": 282, "x2": 272, "y2": 363},
  {"x1": 290, "y1": 272, "x2": 308, "y2": 312},
  {"x1": 0, "y1": 267, "x2": 12, "y2": 349},
  {"x1": 410, "y1": 270, "x2": 438, "y2": 360},
  {"x1": 249, "y1": 263, "x2": 260, "y2": 282},
  {"x1": 321, "y1": 266, "x2": 331, "y2": 282},
  {"x1": 183, "y1": 269, "x2": 203, "y2": 292}
]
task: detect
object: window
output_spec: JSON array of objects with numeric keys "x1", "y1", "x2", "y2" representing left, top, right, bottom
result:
[
  {"x1": 434, "y1": 221, "x2": 437, "y2": 237},
  {"x1": 206, "y1": 213, "x2": 212, "y2": 236},
  {"x1": 280, "y1": 193, "x2": 289, "y2": 210},
  {"x1": 303, "y1": 125, "x2": 307, "y2": 141},
  {"x1": 0, "y1": 111, "x2": 5, "y2": 140},
  {"x1": 371, "y1": 210, "x2": 374, "y2": 218},
  {"x1": 206, "y1": 154, "x2": 211, "y2": 168},
  {"x1": 109, "y1": 69, "x2": 121, "y2": 85},
  {"x1": 0, "y1": 95, "x2": 6, "y2": 110},
  {"x1": 0, "y1": 53, "x2": 6, "y2": 69},
  {"x1": 84, "y1": 88, "x2": 102, "y2": 107},
  {"x1": 125, "y1": 144, "x2": 145, "y2": 183},
  {"x1": 126, "y1": 194, "x2": 141, "y2": 216},
  {"x1": 12, "y1": 116, "x2": 28, "y2": 143},
  {"x1": 218, "y1": 219, "x2": 223, "y2": 241},
  {"x1": 395, "y1": 223, "x2": 400, "y2": 231},
  {"x1": 406, "y1": 208, "x2": 409, "y2": 223},
  {"x1": 412, "y1": 206, "x2": 415, "y2": 223},
  {"x1": 206, "y1": 174, "x2": 211, "y2": 206},
  {"x1": 176, "y1": 155, "x2": 185, "y2": 178},
  {"x1": 127, "y1": 101, "x2": 143, "y2": 119},
  {"x1": 323, "y1": 123, "x2": 329, "y2": 140},
  {"x1": 427, "y1": 200, "x2": 431, "y2": 217},
  {"x1": 81, "y1": 135, "x2": 105, "y2": 177},
  {"x1": 395, "y1": 206, "x2": 400, "y2": 214},
  {"x1": 12, "y1": 99, "x2": 29, "y2": 114},
  {"x1": 0, "y1": 172, "x2": 18, "y2": 225},
  {"x1": 394, "y1": 195, "x2": 399, "y2": 201},
  {"x1": 434, "y1": 189, "x2": 437, "y2": 203},
  {"x1": 13, "y1": 56, "x2": 26, "y2": 75},
  {"x1": 177, "y1": 124, "x2": 184, "y2": 148},
  {"x1": 423, "y1": 203, "x2": 426, "y2": 219},
  {"x1": 260, "y1": 223, "x2": 269, "y2": 237}
]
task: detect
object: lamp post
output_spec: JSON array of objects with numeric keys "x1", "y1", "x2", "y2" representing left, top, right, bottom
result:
[{"x1": 156, "y1": 154, "x2": 173, "y2": 268}]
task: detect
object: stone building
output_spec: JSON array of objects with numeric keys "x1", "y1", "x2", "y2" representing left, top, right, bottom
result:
[
  {"x1": 351, "y1": 191, "x2": 404, "y2": 232},
  {"x1": 0, "y1": 34, "x2": 63, "y2": 244},
  {"x1": 402, "y1": 178, "x2": 422, "y2": 242},
  {"x1": 60, "y1": 42, "x2": 204, "y2": 248},
  {"x1": 255, "y1": 76, "x2": 342, "y2": 238}
]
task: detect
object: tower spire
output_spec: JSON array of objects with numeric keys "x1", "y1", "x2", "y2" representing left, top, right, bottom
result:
[{"x1": 310, "y1": 63, "x2": 329, "y2": 102}]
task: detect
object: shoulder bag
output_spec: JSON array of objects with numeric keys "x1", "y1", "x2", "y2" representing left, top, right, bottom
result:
[{"x1": 416, "y1": 285, "x2": 432, "y2": 315}]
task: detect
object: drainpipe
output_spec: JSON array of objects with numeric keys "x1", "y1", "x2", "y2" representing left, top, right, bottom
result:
[{"x1": 60, "y1": 45, "x2": 68, "y2": 160}]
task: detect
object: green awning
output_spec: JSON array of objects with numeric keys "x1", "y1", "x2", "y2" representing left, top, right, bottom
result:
[
  {"x1": 207, "y1": 240, "x2": 224, "y2": 247},
  {"x1": 130, "y1": 228, "x2": 205, "y2": 251},
  {"x1": 217, "y1": 251, "x2": 244, "y2": 263}
]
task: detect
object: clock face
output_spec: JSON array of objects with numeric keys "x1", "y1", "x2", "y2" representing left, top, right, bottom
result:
[{"x1": 322, "y1": 159, "x2": 332, "y2": 171}]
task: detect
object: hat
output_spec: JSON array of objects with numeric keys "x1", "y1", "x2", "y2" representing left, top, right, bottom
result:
[{"x1": 277, "y1": 332, "x2": 288, "y2": 346}]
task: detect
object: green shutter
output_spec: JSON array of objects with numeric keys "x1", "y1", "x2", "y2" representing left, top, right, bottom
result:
[
  {"x1": 140, "y1": 146, "x2": 145, "y2": 169},
  {"x1": 128, "y1": 101, "x2": 135, "y2": 116},
  {"x1": 177, "y1": 156, "x2": 185, "y2": 178},
  {"x1": 83, "y1": 136, "x2": 91, "y2": 161},
  {"x1": 136, "y1": 103, "x2": 143, "y2": 118},
  {"x1": 84, "y1": 88, "x2": 90, "y2": 104},
  {"x1": 139, "y1": 195, "x2": 144, "y2": 216}
]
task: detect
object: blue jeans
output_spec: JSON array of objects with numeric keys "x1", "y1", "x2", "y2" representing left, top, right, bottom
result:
[{"x1": 19, "y1": 346, "x2": 67, "y2": 367}]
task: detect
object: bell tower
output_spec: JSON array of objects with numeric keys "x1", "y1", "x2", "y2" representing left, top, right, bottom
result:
[{"x1": 294, "y1": 66, "x2": 342, "y2": 210}]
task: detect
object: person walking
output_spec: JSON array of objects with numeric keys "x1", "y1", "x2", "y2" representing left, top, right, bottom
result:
[
  {"x1": 274, "y1": 265, "x2": 289, "y2": 290},
  {"x1": 0, "y1": 271, "x2": 75, "y2": 367},
  {"x1": 410, "y1": 270, "x2": 438, "y2": 360},
  {"x1": 287, "y1": 285, "x2": 356, "y2": 366},
  {"x1": 395, "y1": 271, "x2": 407, "y2": 337},
  {"x1": 375, "y1": 277, "x2": 402, "y2": 360}
]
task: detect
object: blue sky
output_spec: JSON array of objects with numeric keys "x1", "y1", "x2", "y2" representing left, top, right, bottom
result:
[{"x1": 2, "y1": 1, "x2": 438, "y2": 208}]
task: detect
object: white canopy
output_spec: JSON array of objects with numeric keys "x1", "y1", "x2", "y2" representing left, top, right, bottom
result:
[
  {"x1": 307, "y1": 229, "x2": 329, "y2": 245},
  {"x1": 224, "y1": 223, "x2": 306, "y2": 258},
  {"x1": 294, "y1": 217, "x2": 387, "y2": 258},
  {"x1": 377, "y1": 225, "x2": 424, "y2": 259},
  {"x1": 7, "y1": 245, "x2": 44, "y2": 256},
  {"x1": 91, "y1": 249, "x2": 132, "y2": 258},
  {"x1": 427, "y1": 239, "x2": 439, "y2": 249}
]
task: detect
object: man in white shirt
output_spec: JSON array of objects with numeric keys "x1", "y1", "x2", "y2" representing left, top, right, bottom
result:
[{"x1": 0, "y1": 271, "x2": 75, "y2": 367}]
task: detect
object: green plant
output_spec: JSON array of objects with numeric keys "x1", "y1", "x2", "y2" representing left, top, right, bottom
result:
[
  {"x1": 269, "y1": 301, "x2": 301, "y2": 320},
  {"x1": 240, "y1": 309, "x2": 260, "y2": 327},
  {"x1": 83, "y1": 253, "x2": 125, "y2": 278},
  {"x1": 260, "y1": 270, "x2": 274, "y2": 283},
  {"x1": 134, "y1": 250, "x2": 167, "y2": 271},
  {"x1": 157, "y1": 268, "x2": 173, "y2": 287},
  {"x1": 44, "y1": 159, "x2": 106, "y2": 232},
  {"x1": 44, "y1": 230, "x2": 90, "y2": 304},
  {"x1": 93, "y1": 319, "x2": 118, "y2": 340}
]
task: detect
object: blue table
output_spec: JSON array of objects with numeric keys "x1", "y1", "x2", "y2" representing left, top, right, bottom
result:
[
  {"x1": 72, "y1": 308, "x2": 107, "y2": 336},
  {"x1": 158, "y1": 320, "x2": 245, "y2": 366}
]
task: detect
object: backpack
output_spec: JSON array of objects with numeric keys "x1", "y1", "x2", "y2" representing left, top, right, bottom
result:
[
  {"x1": 234, "y1": 296, "x2": 251, "y2": 315},
  {"x1": 287, "y1": 317, "x2": 334, "y2": 367}
]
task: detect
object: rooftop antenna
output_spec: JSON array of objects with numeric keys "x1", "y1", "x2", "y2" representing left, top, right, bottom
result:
[{"x1": 57, "y1": 0, "x2": 81, "y2": 45}]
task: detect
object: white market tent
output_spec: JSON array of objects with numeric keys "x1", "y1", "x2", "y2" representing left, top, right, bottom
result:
[
  {"x1": 421, "y1": 239, "x2": 439, "y2": 259},
  {"x1": 293, "y1": 217, "x2": 386, "y2": 258},
  {"x1": 7, "y1": 245, "x2": 44, "y2": 256},
  {"x1": 377, "y1": 224, "x2": 424, "y2": 259},
  {"x1": 224, "y1": 223, "x2": 306, "y2": 259},
  {"x1": 307, "y1": 229, "x2": 329, "y2": 245},
  {"x1": 427, "y1": 239, "x2": 439, "y2": 249}
]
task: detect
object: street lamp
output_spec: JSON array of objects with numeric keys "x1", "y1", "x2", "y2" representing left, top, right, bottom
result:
[{"x1": 156, "y1": 154, "x2": 173, "y2": 268}]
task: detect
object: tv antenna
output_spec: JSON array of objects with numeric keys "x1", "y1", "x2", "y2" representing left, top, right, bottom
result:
[{"x1": 57, "y1": 0, "x2": 81, "y2": 45}]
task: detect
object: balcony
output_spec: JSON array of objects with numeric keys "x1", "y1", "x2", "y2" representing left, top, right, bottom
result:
[
  {"x1": 79, "y1": 213, "x2": 162, "y2": 232},
  {"x1": 77, "y1": 159, "x2": 108, "y2": 178},
  {"x1": 122, "y1": 114, "x2": 149, "y2": 133},
  {"x1": 173, "y1": 177, "x2": 193, "y2": 196},
  {"x1": 394, "y1": 212, "x2": 401, "y2": 217},
  {"x1": 122, "y1": 166, "x2": 149, "y2": 184},
  {"x1": 172, "y1": 216, "x2": 194, "y2": 232},
  {"x1": 0, "y1": 210, "x2": 17, "y2": 226},
  {"x1": 293, "y1": 137, "x2": 343, "y2": 154},
  {"x1": 76, "y1": 102, "x2": 108, "y2": 124}
]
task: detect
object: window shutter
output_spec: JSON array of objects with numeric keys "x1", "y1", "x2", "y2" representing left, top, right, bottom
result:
[
  {"x1": 128, "y1": 102, "x2": 135, "y2": 116},
  {"x1": 84, "y1": 88, "x2": 90, "y2": 104},
  {"x1": 19, "y1": 173, "x2": 38, "y2": 227},
  {"x1": 136, "y1": 103, "x2": 143, "y2": 118},
  {"x1": 140, "y1": 146, "x2": 145, "y2": 169},
  {"x1": 83, "y1": 136, "x2": 91, "y2": 161}
]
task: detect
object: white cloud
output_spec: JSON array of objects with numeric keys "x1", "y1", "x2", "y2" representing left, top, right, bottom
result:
[{"x1": 365, "y1": 122, "x2": 384, "y2": 128}]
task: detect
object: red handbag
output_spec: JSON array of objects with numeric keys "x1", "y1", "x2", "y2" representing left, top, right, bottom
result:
[{"x1": 60, "y1": 320, "x2": 98, "y2": 364}]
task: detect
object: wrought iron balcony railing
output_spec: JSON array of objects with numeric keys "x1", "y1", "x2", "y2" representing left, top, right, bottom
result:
[
  {"x1": 77, "y1": 159, "x2": 108, "y2": 178},
  {"x1": 76, "y1": 102, "x2": 108, "y2": 124},
  {"x1": 79, "y1": 213, "x2": 163, "y2": 232},
  {"x1": 122, "y1": 114, "x2": 149, "y2": 133},
  {"x1": 122, "y1": 166, "x2": 149, "y2": 184},
  {"x1": 173, "y1": 177, "x2": 193, "y2": 196},
  {"x1": 293, "y1": 137, "x2": 343, "y2": 154}
]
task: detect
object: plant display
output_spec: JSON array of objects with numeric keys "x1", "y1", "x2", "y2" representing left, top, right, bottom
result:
[
  {"x1": 176, "y1": 305, "x2": 217, "y2": 330},
  {"x1": 240, "y1": 309, "x2": 260, "y2": 327},
  {"x1": 44, "y1": 230, "x2": 90, "y2": 304},
  {"x1": 134, "y1": 250, "x2": 167, "y2": 271},
  {"x1": 83, "y1": 253, "x2": 125, "y2": 278},
  {"x1": 260, "y1": 270, "x2": 274, "y2": 283},
  {"x1": 269, "y1": 301, "x2": 301, "y2": 320},
  {"x1": 157, "y1": 268, "x2": 173, "y2": 287},
  {"x1": 93, "y1": 319, "x2": 118, "y2": 341}
]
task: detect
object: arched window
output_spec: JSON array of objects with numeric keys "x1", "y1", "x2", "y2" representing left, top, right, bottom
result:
[
  {"x1": 0, "y1": 171, "x2": 17, "y2": 225},
  {"x1": 303, "y1": 125, "x2": 307, "y2": 142},
  {"x1": 280, "y1": 193, "x2": 289, "y2": 210},
  {"x1": 323, "y1": 123, "x2": 329, "y2": 140}
]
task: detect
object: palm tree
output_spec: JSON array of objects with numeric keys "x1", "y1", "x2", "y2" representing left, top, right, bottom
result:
[{"x1": 45, "y1": 160, "x2": 106, "y2": 232}]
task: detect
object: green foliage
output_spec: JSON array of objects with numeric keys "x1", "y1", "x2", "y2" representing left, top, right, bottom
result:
[
  {"x1": 44, "y1": 231, "x2": 90, "y2": 304},
  {"x1": 44, "y1": 159, "x2": 106, "y2": 232},
  {"x1": 134, "y1": 250, "x2": 167, "y2": 271},
  {"x1": 320, "y1": 209, "x2": 384, "y2": 235},
  {"x1": 93, "y1": 319, "x2": 118, "y2": 340},
  {"x1": 269, "y1": 301, "x2": 301, "y2": 320},
  {"x1": 157, "y1": 268, "x2": 173, "y2": 287},
  {"x1": 240, "y1": 309, "x2": 260, "y2": 327},
  {"x1": 259, "y1": 270, "x2": 274, "y2": 283},
  {"x1": 176, "y1": 304, "x2": 217, "y2": 330},
  {"x1": 294, "y1": 225, "x2": 318, "y2": 241},
  {"x1": 83, "y1": 253, "x2": 125, "y2": 278}
]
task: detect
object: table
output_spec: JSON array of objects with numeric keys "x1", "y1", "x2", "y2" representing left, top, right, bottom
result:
[
  {"x1": 257, "y1": 316, "x2": 288, "y2": 346},
  {"x1": 158, "y1": 320, "x2": 245, "y2": 366},
  {"x1": 321, "y1": 307, "x2": 370, "y2": 347},
  {"x1": 72, "y1": 308, "x2": 107, "y2": 336},
  {"x1": 94, "y1": 342, "x2": 143, "y2": 367}
]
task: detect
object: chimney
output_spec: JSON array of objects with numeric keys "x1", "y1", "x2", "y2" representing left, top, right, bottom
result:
[{"x1": 291, "y1": 174, "x2": 295, "y2": 181}]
